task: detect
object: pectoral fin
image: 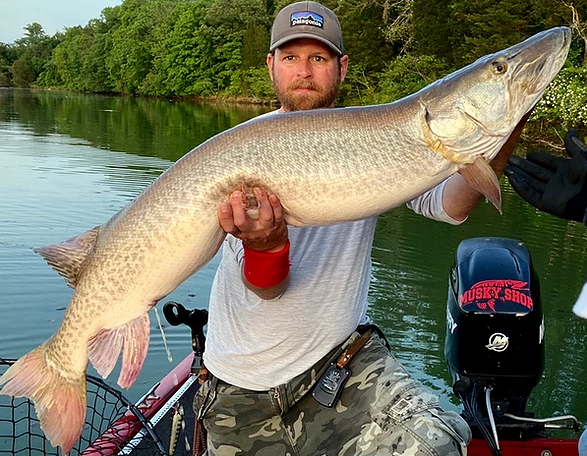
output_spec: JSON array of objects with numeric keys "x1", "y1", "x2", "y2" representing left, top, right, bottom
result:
[{"x1": 458, "y1": 158, "x2": 502, "y2": 213}]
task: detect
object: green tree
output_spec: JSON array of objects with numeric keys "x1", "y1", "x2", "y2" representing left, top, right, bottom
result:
[
  {"x1": 382, "y1": 0, "x2": 414, "y2": 54},
  {"x1": 412, "y1": 0, "x2": 455, "y2": 64},
  {"x1": 448, "y1": 0, "x2": 539, "y2": 64},
  {"x1": 14, "y1": 22, "x2": 46, "y2": 48},
  {"x1": 105, "y1": 0, "x2": 178, "y2": 94},
  {"x1": 158, "y1": 0, "x2": 216, "y2": 96},
  {"x1": 7, "y1": 23, "x2": 62, "y2": 87},
  {"x1": 10, "y1": 57, "x2": 35, "y2": 87},
  {"x1": 335, "y1": 0, "x2": 396, "y2": 72},
  {"x1": 49, "y1": 26, "x2": 89, "y2": 90},
  {"x1": 559, "y1": 0, "x2": 587, "y2": 65},
  {"x1": 201, "y1": 0, "x2": 272, "y2": 94},
  {"x1": 14, "y1": 23, "x2": 61, "y2": 79},
  {"x1": 0, "y1": 43, "x2": 18, "y2": 86},
  {"x1": 375, "y1": 53, "x2": 449, "y2": 103}
]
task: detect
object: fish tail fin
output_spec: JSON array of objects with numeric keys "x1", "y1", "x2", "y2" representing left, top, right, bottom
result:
[{"x1": 0, "y1": 345, "x2": 86, "y2": 454}]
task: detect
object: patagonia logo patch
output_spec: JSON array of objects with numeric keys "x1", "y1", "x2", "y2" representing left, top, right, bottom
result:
[{"x1": 290, "y1": 11, "x2": 324, "y2": 28}]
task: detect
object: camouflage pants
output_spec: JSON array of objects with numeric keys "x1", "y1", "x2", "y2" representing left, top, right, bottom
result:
[{"x1": 193, "y1": 330, "x2": 471, "y2": 455}]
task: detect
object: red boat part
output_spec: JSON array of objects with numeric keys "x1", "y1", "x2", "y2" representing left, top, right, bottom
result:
[{"x1": 469, "y1": 436, "x2": 579, "y2": 456}]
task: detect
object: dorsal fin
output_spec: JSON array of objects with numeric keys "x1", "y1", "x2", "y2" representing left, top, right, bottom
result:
[{"x1": 33, "y1": 226, "x2": 101, "y2": 289}]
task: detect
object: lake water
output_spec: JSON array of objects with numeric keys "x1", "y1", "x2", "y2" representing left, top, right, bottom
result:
[{"x1": 0, "y1": 88, "x2": 586, "y2": 433}]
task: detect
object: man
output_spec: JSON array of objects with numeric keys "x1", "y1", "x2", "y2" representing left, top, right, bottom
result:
[
  {"x1": 193, "y1": 2, "x2": 527, "y2": 454},
  {"x1": 505, "y1": 130, "x2": 587, "y2": 456}
]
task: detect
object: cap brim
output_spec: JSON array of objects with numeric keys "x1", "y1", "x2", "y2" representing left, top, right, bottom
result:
[{"x1": 270, "y1": 33, "x2": 343, "y2": 56}]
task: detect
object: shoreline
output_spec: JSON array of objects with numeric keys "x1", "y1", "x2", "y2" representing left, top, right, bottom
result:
[{"x1": 1, "y1": 86, "x2": 579, "y2": 150}]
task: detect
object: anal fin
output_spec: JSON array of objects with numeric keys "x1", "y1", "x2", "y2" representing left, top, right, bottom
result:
[
  {"x1": 118, "y1": 313, "x2": 151, "y2": 388},
  {"x1": 88, "y1": 313, "x2": 151, "y2": 389},
  {"x1": 88, "y1": 326, "x2": 125, "y2": 379}
]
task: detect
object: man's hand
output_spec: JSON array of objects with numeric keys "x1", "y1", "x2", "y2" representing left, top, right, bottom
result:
[
  {"x1": 219, "y1": 187, "x2": 288, "y2": 252},
  {"x1": 505, "y1": 129, "x2": 587, "y2": 223}
]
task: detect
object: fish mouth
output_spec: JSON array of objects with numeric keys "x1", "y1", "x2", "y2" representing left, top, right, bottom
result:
[
  {"x1": 517, "y1": 27, "x2": 571, "y2": 94},
  {"x1": 500, "y1": 26, "x2": 570, "y2": 106}
]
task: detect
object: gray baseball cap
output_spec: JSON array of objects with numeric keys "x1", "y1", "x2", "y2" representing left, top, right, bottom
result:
[{"x1": 270, "y1": 1, "x2": 344, "y2": 56}]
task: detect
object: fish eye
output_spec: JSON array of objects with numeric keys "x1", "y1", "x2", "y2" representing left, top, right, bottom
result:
[{"x1": 492, "y1": 60, "x2": 508, "y2": 74}]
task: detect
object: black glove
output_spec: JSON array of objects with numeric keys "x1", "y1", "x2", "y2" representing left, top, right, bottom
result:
[{"x1": 505, "y1": 129, "x2": 587, "y2": 224}]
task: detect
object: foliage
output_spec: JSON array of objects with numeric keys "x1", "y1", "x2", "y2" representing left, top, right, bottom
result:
[
  {"x1": 448, "y1": 0, "x2": 538, "y2": 64},
  {"x1": 375, "y1": 54, "x2": 449, "y2": 103},
  {"x1": 7, "y1": 23, "x2": 61, "y2": 88},
  {"x1": 334, "y1": 0, "x2": 397, "y2": 73},
  {"x1": 382, "y1": 0, "x2": 414, "y2": 53},
  {"x1": 532, "y1": 66, "x2": 587, "y2": 128},
  {"x1": 412, "y1": 0, "x2": 453, "y2": 62},
  {"x1": 0, "y1": 43, "x2": 18, "y2": 86},
  {"x1": 241, "y1": 67, "x2": 275, "y2": 101},
  {"x1": 2, "y1": 0, "x2": 586, "y2": 127},
  {"x1": 11, "y1": 58, "x2": 36, "y2": 87}
]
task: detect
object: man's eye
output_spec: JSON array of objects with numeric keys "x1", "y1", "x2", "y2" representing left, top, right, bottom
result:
[{"x1": 314, "y1": 56, "x2": 324, "y2": 62}]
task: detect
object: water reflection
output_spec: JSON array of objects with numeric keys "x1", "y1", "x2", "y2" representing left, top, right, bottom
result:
[{"x1": 0, "y1": 88, "x2": 269, "y2": 162}]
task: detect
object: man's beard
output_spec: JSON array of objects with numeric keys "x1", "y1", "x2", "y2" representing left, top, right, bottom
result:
[{"x1": 273, "y1": 76, "x2": 341, "y2": 112}]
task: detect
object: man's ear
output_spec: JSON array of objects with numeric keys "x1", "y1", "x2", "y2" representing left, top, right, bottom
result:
[
  {"x1": 339, "y1": 55, "x2": 349, "y2": 83},
  {"x1": 267, "y1": 53, "x2": 275, "y2": 81}
]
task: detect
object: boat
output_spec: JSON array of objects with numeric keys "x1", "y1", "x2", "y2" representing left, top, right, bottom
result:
[{"x1": 0, "y1": 237, "x2": 583, "y2": 455}]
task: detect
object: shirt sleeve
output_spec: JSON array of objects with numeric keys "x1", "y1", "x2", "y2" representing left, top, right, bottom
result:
[
  {"x1": 406, "y1": 179, "x2": 466, "y2": 226},
  {"x1": 572, "y1": 282, "x2": 587, "y2": 319}
]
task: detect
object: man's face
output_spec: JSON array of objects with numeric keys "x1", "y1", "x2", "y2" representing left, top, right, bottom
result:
[{"x1": 267, "y1": 38, "x2": 348, "y2": 112}]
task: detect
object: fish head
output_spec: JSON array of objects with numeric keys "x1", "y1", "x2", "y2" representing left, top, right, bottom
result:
[{"x1": 418, "y1": 26, "x2": 571, "y2": 163}]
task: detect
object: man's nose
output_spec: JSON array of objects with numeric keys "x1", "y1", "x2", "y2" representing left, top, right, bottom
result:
[{"x1": 296, "y1": 59, "x2": 313, "y2": 78}]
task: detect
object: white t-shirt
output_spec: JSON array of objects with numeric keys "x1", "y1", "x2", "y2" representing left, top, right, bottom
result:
[{"x1": 203, "y1": 177, "x2": 462, "y2": 390}]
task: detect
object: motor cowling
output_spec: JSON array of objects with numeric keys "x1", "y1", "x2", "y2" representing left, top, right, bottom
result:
[{"x1": 445, "y1": 237, "x2": 544, "y2": 416}]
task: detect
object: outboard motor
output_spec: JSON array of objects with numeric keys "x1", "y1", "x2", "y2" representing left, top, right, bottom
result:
[
  {"x1": 446, "y1": 238, "x2": 546, "y2": 452},
  {"x1": 446, "y1": 237, "x2": 544, "y2": 412},
  {"x1": 446, "y1": 238, "x2": 580, "y2": 454}
]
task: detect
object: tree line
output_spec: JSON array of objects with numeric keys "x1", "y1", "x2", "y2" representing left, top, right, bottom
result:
[{"x1": 1, "y1": 0, "x2": 586, "y2": 128}]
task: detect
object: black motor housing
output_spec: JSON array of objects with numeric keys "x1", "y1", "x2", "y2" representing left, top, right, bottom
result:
[{"x1": 445, "y1": 237, "x2": 544, "y2": 415}]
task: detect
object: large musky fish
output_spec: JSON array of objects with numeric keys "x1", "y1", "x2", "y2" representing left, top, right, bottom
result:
[{"x1": 0, "y1": 27, "x2": 571, "y2": 453}]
